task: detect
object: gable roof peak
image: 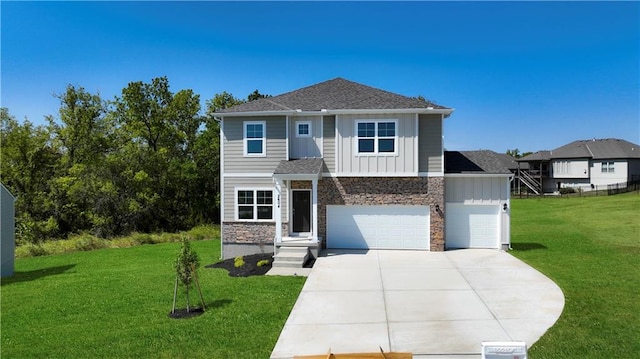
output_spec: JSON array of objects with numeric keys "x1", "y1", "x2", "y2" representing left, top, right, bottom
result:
[{"x1": 216, "y1": 77, "x2": 452, "y2": 115}]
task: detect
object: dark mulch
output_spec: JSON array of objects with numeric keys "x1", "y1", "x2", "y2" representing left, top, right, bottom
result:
[
  {"x1": 206, "y1": 253, "x2": 273, "y2": 277},
  {"x1": 168, "y1": 307, "x2": 204, "y2": 319},
  {"x1": 206, "y1": 252, "x2": 317, "y2": 277}
]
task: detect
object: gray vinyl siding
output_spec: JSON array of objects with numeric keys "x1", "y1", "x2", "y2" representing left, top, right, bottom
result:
[
  {"x1": 336, "y1": 113, "x2": 416, "y2": 175},
  {"x1": 223, "y1": 177, "x2": 288, "y2": 222},
  {"x1": 322, "y1": 116, "x2": 336, "y2": 173},
  {"x1": 222, "y1": 116, "x2": 287, "y2": 173},
  {"x1": 418, "y1": 114, "x2": 443, "y2": 173},
  {"x1": 290, "y1": 116, "x2": 322, "y2": 159}
]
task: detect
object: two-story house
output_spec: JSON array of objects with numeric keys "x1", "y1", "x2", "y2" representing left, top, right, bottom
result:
[
  {"x1": 215, "y1": 78, "x2": 512, "y2": 261},
  {"x1": 517, "y1": 138, "x2": 640, "y2": 194}
]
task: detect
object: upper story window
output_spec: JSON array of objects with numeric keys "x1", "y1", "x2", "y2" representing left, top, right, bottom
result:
[
  {"x1": 356, "y1": 120, "x2": 397, "y2": 155},
  {"x1": 237, "y1": 189, "x2": 273, "y2": 221},
  {"x1": 244, "y1": 121, "x2": 266, "y2": 157},
  {"x1": 601, "y1": 161, "x2": 614, "y2": 173},
  {"x1": 296, "y1": 121, "x2": 312, "y2": 138}
]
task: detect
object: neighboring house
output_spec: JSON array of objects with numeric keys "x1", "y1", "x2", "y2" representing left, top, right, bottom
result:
[
  {"x1": 517, "y1": 139, "x2": 640, "y2": 194},
  {"x1": 494, "y1": 152, "x2": 528, "y2": 193},
  {"x1": 214, "y1": 78, "x2": 512, "y2": 260},
  {"x1": 1, "y1": 183, "x2": 16, "y2": 277}
]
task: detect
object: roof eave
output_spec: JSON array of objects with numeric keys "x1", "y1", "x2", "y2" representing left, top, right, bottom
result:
[
  {"x1": 273, "y1": 173, "x2": 322, "y2": 181},
  {"x1": 214, "y1": 108, "x2": 454, "y2": 118}
]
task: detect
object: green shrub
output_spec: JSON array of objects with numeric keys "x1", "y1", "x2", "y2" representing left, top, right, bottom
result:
[
  {"x1": 187, "y1": 224, "x2": 219, "y2": 240},
  {"x1": 74, "y1": 235, "x2": 109, "y2": 251},
  {"x1": 234, "y1": 256, "x2": 245, "y2": 268},
  {"x1": 559, "y1": 187, "x2": 577, "y2": 194},
  {"x1": 22, "y1": 243, "x2": 49, "y2": 257},
  {"x1": 257, "y1": 259, "x2": 270, "y2": 267},
  {"x1": 129, "y1": 233, "x2": 155, "y2": 245}
]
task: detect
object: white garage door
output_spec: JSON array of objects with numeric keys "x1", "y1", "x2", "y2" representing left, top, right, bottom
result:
[
  {"x1": 326, "y1": 205, "x2": 430, "y2": 250},
  {"x1": 445, "y1": 204, "x2": 500, "y2": 249}
]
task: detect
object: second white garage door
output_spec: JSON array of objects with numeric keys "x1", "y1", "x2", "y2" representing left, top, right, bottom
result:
[
  {"x1": 326, "y1": 205, "x2": 430, "y2": 250},
  {"x1": 445, "y1": 204, "x2": 500, "y2": 249}
]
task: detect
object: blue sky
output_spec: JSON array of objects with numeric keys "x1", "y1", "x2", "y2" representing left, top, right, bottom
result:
[{"x1": 2, "y1": 1, "x2": 639, "y2": 153}]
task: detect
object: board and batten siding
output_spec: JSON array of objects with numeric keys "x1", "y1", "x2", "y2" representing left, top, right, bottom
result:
[
  {"x1": 336, "y1": 113, "x2": 416, "y2": 175},
  {"x1": 289, "y1": 115, "x2": 322, "y2": 159},
  {"x1": 418, "y1": 114, "x2": 443, "y2": 174},
  {"x1": 222, "y1": 116, "x2": 287, "y2": 173},
  {"x1": 445, "y1": 177, "x2": 509, "y2": 204},
  {"x1": 322, "y1": 115, "x2": 336, "y2": 173},
  {"x1": 222, "y1": 177, "x2": 288, "y2": 222}
]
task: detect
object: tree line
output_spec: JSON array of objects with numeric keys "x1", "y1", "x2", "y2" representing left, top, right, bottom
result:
[{"x1": 1, "y1": 76, "x2": 264, "y2": 244}]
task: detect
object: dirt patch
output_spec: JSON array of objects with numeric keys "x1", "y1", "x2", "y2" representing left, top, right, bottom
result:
[{"x1": 206, "y1": 253, "x2": 274, "y2": 277}]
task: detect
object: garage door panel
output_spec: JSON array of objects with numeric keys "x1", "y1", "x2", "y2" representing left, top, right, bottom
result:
[
  {"x1": 327, "y1": 205, "x2": 430, "y2": 250},
  {"x1": 446, "y1": 204, "x2": 499, "y2": 249}
]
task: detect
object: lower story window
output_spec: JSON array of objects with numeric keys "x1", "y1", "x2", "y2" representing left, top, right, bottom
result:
[
  {"x1": 237, "y1": 189, "x2": 274, "y2": 221},
  {"x1": 601, "y1": 161, "x2": 614, "y2": 173}
]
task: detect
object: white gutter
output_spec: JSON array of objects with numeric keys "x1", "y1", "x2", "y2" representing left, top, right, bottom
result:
[
  {"x1": 444, "y1": 173, "x2": 513, "y2": 178},
  {"x1": 214, "y1": 108, "x2": 454, "y2": 118}
]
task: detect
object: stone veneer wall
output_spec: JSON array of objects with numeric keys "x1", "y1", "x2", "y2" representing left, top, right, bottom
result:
[
  {"x1": 222, "y1": 222, "x2": 288, "y2": 245},
  {"x1": 318, "y1": 177, "x2": 445, "y2": 251}
]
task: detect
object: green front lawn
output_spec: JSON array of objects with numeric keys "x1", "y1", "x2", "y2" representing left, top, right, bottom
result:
[
  {"x1": 2, "y1": 192, "x2": 638, "y2": 358},
  {"x1": 1, "y1": 240, "x2": 305, "y2": 358},
  {"x1": 510, "y1": 192, "x2": 640, "y2": 358}
]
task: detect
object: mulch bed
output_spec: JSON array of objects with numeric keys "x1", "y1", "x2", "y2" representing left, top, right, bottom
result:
[
  {"x1": 206, "y1": 252, "x2": 316, "y2": 277},
  {"x1": 206, "y1": 253, "x2": 274, "y2": 277},
  {"x1": 168, "y1": 307, "x2": 204, "y2": 319}
]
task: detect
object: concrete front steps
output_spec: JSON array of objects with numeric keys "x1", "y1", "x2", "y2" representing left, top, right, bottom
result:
[
  {"x1": 272, "y1": 246, "x2": 309, "y2": 268},
  {"x1": 266, "y1": 245, "x2": 314, "y2": 276}
]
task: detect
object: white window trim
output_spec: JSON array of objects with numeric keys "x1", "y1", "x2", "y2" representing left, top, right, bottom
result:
[
  {"x1": 354, "y1": 119, "x2": 399, "y2": 156},
  {"x1": 235, "y1": 187, "x2": 275, "y2": 222},
  {"x1": 296, "y1": 120, "x2": 312, "y2": 138},
  {"x1": 601, "y1": 161, "x2": 615, "y2": 173},
  {"x1": 243, "y1": 121, "x2": 266, "y2": 157}
]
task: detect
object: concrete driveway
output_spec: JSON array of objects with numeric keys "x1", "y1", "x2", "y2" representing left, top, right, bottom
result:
[{"x1": 271, "y1": 249, "x2": 564, "y2": 359}]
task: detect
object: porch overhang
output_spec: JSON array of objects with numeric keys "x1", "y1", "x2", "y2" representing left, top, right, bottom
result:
[
  {"x1": 273, "y1": 158, "x2": 324, "y2": 180},
  {"x1": 272, "y1": 158, "x2": 324, "y2": 250}
]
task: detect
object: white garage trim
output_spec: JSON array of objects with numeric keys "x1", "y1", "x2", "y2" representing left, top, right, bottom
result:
[
  {"x1": 445, "y1": 204, "x2": 500, "y2": 249},
  {"x1": 326, "y1": 205, "x2": 430, "y2": 250}
]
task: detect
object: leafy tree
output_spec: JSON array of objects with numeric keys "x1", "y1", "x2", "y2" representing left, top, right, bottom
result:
[
  {"x1": 246, "y1": 89, "x2": 270, "y2": 102},
  {"x1": 48, "y1": 85, "x2": 111, "y2": 165},
  {"x1": 205, "y1": 91, "x2": 244, "y2": 117},
  {"x1": 46, "y1": 86, "x2": 114, "y2": 235},
  {"x1": 1, "y1": 108, "x2": 61, "y2": 242},
  {"x1": 506, "y1": 149, "x2": 532, "y2": 159}
]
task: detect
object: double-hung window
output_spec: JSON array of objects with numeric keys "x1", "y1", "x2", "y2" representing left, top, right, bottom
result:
[
  {"x1": 356, "y1": 120, "x2": 397, "y2": 154},
  {"x1": 237, "y1": 189, "x2": 273, "y2": 221},
  {"x1": 601, "y1": 161, "x2": 614, "y2": 173},
  {"x1": 244, "y1": 121, "x2": 266, "y2": 156}
]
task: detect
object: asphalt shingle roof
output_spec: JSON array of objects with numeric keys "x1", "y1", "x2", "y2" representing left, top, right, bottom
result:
[
  {"x1": 550, "y1": 138, "x2": 640, "y2": 159},
  {"x1": 217, "y1": 78, "x2": 450, "y2": 113},
  {"x1": 518, "y1": 150, "x2": 551, "y2": 162},
  {"x1": 444, "y1": 150, "x2": 512, "y2": 175},
  {"x1": 518, "y1": 139, "x2": 640, "y2": 161},
  {"x1": 273, "y1": 158, "x2": 324, "y2": 176}
]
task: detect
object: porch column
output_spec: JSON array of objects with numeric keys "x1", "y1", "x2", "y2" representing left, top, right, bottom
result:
[
  {"x1": 312, "y1": 178, "x2": 318, "y2": 241},
  {"x1": 274, "y1": 178, "x2": 283, "y2": 244}
]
